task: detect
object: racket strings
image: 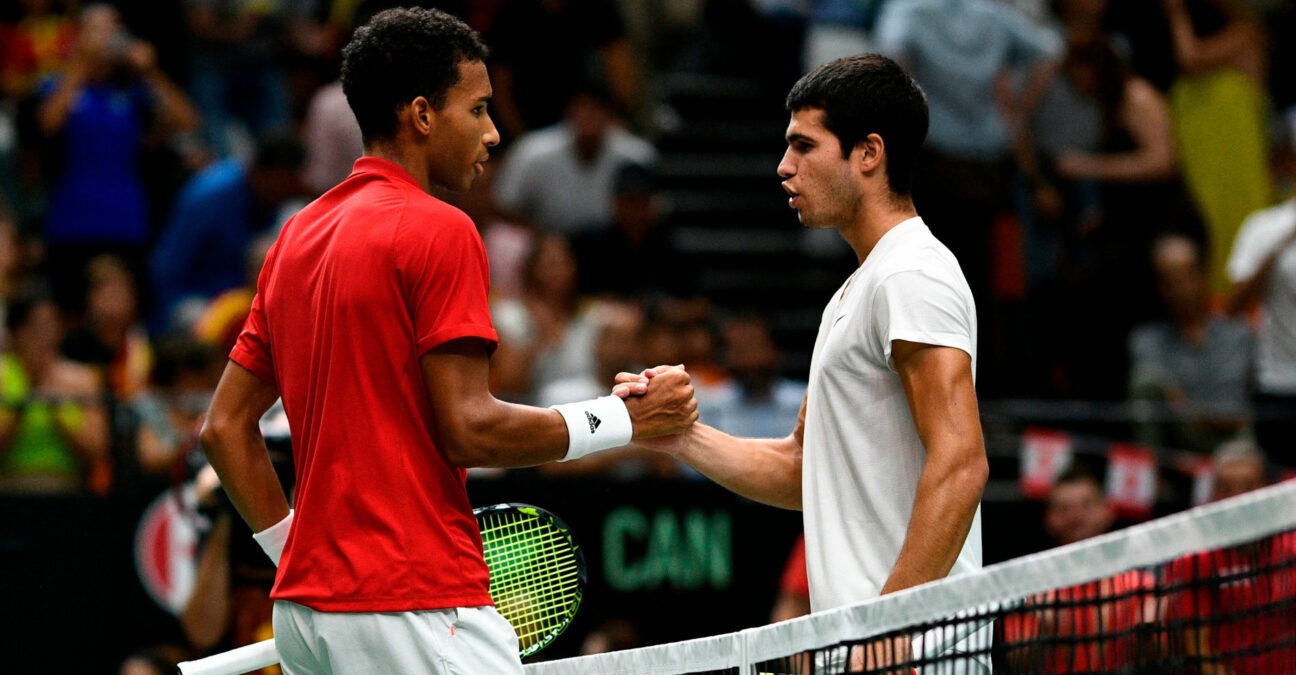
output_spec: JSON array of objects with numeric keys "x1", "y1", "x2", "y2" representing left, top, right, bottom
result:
[{"x1": 479, "y1": 512, "x2": 583, "y2": 650}]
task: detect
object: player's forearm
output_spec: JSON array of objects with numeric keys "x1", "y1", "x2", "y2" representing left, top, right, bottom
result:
[
  {"x1": 670, "y1": 423, "x2": 803, "y2": 510},
  {"x1": 199, "y1": 419, "x2": 290, "y2": 533},
  {"x1": 881, "y1": 445, "x2": 987, "y2": 594},
  {"x1": 440, "y1": 399, "x2": 572, "y2": 468}
]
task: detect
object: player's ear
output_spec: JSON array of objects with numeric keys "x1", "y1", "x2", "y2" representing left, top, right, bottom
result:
[
  {"x1": 855, "y1": 133, "x2": 885, "y2": 174},
  {"x1": 410, "y1": 96, "x2": 434, "y2": 134}
]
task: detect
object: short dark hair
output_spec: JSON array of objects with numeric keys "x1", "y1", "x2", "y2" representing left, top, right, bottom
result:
[
  {"x1": 341, "y1": 7, "x2": 489, "y2": 143},
  {"x1": 785, "y1": 54, "x2": 928, "y2": 196}
]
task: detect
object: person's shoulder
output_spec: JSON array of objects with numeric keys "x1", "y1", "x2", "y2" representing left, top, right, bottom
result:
[
  {"x1": 505, "y1": 125, "x2": 571, "y2": 160},
  {"x1": 1240, "y1": 198, "x2": 1296, "y2": 231}
]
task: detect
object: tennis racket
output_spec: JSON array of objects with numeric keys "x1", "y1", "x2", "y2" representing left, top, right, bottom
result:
[{"x1": 177, "y1": 503, "x2": 586, "y2": 675}]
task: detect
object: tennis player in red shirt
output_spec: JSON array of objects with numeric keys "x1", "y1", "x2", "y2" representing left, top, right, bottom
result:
[{"x1": 198, "y1": 8, "x2": 697, "y2": 674}]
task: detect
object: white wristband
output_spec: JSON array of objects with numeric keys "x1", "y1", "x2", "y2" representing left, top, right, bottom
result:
[
  {"x1": 551, "y1": 395, "x2": 634, "y2": 461},
  {"x1": 252, "y1": 509, "x2": 293, "y2": 567}
]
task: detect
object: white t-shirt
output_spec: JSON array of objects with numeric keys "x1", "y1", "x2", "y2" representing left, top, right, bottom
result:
[
  {"x1": 802, "y1": 217, "x2": 984, "y2": 613},
  {"x1": 492, "y1": 123, "x2": 657, "y2": 235},
  {"x1": 1227, "y1": 199, "x2": 1296, "y2": 394}
]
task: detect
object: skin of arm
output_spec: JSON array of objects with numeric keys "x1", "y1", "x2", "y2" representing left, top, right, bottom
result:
[
  {"x1": 46, "y1": 364, "x2": 110, "y2": 466},
  {"x1": 622, "y1": 371, "x2": 805, "y2": 510},
  {"x1": 1163, "y1": 0, "x2": 1264, "y2": 81},
  {"x1": 1055, "y1": 79, "x2": 1177, "y2": 183},
  {"x1": 879, "y1": 340, "x2": 988, "y2": 595},
  {"x1": 36, "y1": 60, "x2": 88, "y2": 135},
  {"x1": 422, "y1": 337, "x2": 697, "y2": 469},
  {"x1": 180, "y1": 511, "x2": 233, "y2": 650},
  {"x1": 199, "y1": 363, "x2": 290, "y2": 534}
]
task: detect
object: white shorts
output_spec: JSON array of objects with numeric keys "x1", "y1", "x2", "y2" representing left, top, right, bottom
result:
[{"x1": 273, "y1": 600, "x2": 523, "y2": 675}]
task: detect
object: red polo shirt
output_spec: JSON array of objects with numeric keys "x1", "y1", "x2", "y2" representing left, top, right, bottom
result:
[{"x1": 231, "y1": 157, "x2": 497, "y2": 612}]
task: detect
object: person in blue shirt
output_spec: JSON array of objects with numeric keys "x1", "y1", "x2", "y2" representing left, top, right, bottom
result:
[
  {"x1": 34, "y1": 3, "x2": 198, "y2": 315},
  {"x1": 148, "y1": 132, "x2": 305, "y2": 335}
]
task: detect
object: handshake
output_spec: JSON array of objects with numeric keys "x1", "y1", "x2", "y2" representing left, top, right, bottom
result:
[{"x1": 613, "y1": 365, "x2": 700, "y2": 446}]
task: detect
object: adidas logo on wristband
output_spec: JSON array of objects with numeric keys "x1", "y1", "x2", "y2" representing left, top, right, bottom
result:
[{"x1": 553, "y1": 396, "x2": 632, "y2": 461}]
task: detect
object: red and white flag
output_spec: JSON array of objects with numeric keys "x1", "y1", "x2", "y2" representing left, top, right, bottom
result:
[
  {"x1": 1020, "y1": 427, "x2": 1073, "y2": 500},
  {"x1": 1106, "y1": 443, "x2": 1158, "y2": 520}
]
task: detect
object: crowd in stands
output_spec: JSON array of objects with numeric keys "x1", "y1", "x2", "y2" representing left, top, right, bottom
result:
[{"x1": 1, "y1": 0, "x2": 1295, "y2": 671}]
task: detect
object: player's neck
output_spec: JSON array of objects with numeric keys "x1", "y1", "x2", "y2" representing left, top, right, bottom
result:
[
  {"x1": 843, "y1": 198, "x2": 917, "y2": 265},
  {"x1": 364, "y1": 141, "x2": 434, "y2": 194}
]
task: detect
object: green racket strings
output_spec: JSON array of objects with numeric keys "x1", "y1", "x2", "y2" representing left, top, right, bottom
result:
[{"x1": 479, "y1": 508, "x2": 583, "y2": 655}]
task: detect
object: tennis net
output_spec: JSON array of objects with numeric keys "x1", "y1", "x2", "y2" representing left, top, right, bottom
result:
[{"x1": 525, "y1": 479, "x2": 1296, "y2": 674}]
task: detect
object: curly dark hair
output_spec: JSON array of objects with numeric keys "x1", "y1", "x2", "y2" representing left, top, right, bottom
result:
[
  {"x1": 785, "y1": 54, "x2": 928, "y2": 197},
  {"x1": 341, "y1": 7, "x2": 489, "y2": 143}
]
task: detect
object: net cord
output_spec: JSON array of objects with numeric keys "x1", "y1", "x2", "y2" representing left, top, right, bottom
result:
[{"x1": 524, "y1": 479, "x2": 1296, "y2": 675}]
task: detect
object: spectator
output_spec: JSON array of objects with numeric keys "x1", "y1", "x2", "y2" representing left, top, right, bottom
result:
[
  {"x1": 0, "y1": 284, "x2": 109, "y2": 493},
  {"x1": 0, "y1": 0, "x2": 75, "y2": 100},
  {"x1": 1001, "y1": 464, "x2": 1157, "y2": 672},
  {"x1": 536, "y1": 301, "x2": 679, "y2": 479},
  {"x1": 1207, "y1": 438, "x2": 1270, "y2": 502},
  {"x1": 491, "y1": 82, "x2": 657, "y2": 237},
  {"x1": 1042, "y1": 463, "x2": 1116, "y2": 546},
  {"x1": 128, "y1": 333, "x2": 221, "y2": 481},
  {"x1": 571, "y1": 161, "x2": 690, "y2": 300},
  {"x1": 1128, "y1": 233, "x2": 1253, "y2": 455},
  {"x1": 32, "y1": 3, "x2": 199, "y2": 315},
  {"x1": 800, "y1": 0, "x2": 884, "y2": 72},
  {"x1": 190, "y1": 230, "x2": 277, "y2": 356},
  {"x1": 182, "y1": 0, "x2": 297, "y2": 157},
  {"x1": 148, "y1": 132, "x2": 306, "y2": 336},
  {"x1": 61, "y1": 254, "x2": 152, "y2": 401},
  {"x1": 489, "y1": 232, "x2": 604, "y2": 403},
  {"x1": 1163, "y1": 0, "x2": 1272, "y2": 294},
  {"x1": 708, "y1": 312, "x2": 805, "y2": 440},
  {"x1": 300, "y1": 78, "x2": 363, "y2": 196},
  {"x1": 1225, "y1": 135, "x2": 1296, "y2": 469},
  {"x1": 1164, "y1": 441, "x2": 1295, "y2": 674},
  {"x1": 873, "y1": 0, "x2": 1059, "y2": 396},
  {"x1": 484, "y1": 0, "x2": 641, "y2": 139},
  {"x1": 1016, "y1": 32, "x2": 1203, "y2": 399},
  {"x1": 446, "y1": 159, "x2": 535, "y2": 300}
]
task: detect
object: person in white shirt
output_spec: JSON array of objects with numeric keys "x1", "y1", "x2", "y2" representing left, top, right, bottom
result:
[
  {"x1": 491, "y1": 82, "x2": 656, "y2": 236},
  {"x1": 624, "y1": 53, "x2": 989, "y2": 672},
  {"x1": 1226, "y1": 192, "x2": 1296, "y2": 468}
]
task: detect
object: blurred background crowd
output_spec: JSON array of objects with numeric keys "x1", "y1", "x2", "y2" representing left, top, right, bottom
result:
[{"x1": 1, "y1": 0, "x2": 1295, "y2": 672}]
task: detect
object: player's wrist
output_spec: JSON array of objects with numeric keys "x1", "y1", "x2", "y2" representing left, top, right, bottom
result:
[
  {"x1": 252, "y1": 509, "x2": 293, "y2": 566},
  {"x1": 551, "y1": 395, "x2": 633, "y2": 461}
]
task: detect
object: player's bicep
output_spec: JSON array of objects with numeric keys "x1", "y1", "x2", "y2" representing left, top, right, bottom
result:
[{"x1": 892, "y1": 341, "x2": 983, "y2": 464}]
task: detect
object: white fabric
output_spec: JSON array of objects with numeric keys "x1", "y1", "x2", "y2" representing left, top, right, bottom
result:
[
  {"x1": 1227, "y1": 199, "x2": 1296, "y2": 393},
  {"x1": 274, "y1": 601, "x2": 522, "y2": 675},
  {"x1": 551, "y1": 395, "x2": 634, "y2": 461},
  {"x1": 492, "y1": 123, "x2": 657, "y2": 235},
  {"x1": 802, "y1": 217, "x2": 983, "y2": 613},
  {"x1": 252, "y1": 509, "x2": 293, "y2": 567}
]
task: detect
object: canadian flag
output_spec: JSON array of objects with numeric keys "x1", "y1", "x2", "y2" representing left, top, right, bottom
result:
[
  {"x1": 134, "y1": 486, "x2": 202, "y2": 615},
  {"x1": 1019, "y1": 427, "x2": 1073, "y2": 500},
  {"x1": 1106, "y1": 443, "x2": 1158, "y2": 520},
  {"x1": 1175, "y1": 454, "x2": 1215, "y2": 506}
]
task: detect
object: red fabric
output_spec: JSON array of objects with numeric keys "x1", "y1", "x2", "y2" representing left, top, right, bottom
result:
[
  {"x1": 1164, "y1": 533, "x2": 1296, "y2": 674},
  {"x1": 778, "y1": 534, "x2": 809, "y2": 599},
  {"x1": 1001, "y1": 570, "x2": 1155, "y2": 672},
  {"x1": 231, "y1": 157, "x2": 498, "y2": 612}
]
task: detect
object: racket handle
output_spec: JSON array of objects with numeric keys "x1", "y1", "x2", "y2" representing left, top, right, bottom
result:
[{"x1": 177, "y1": 638, "x2": 279, "y2": 675}]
